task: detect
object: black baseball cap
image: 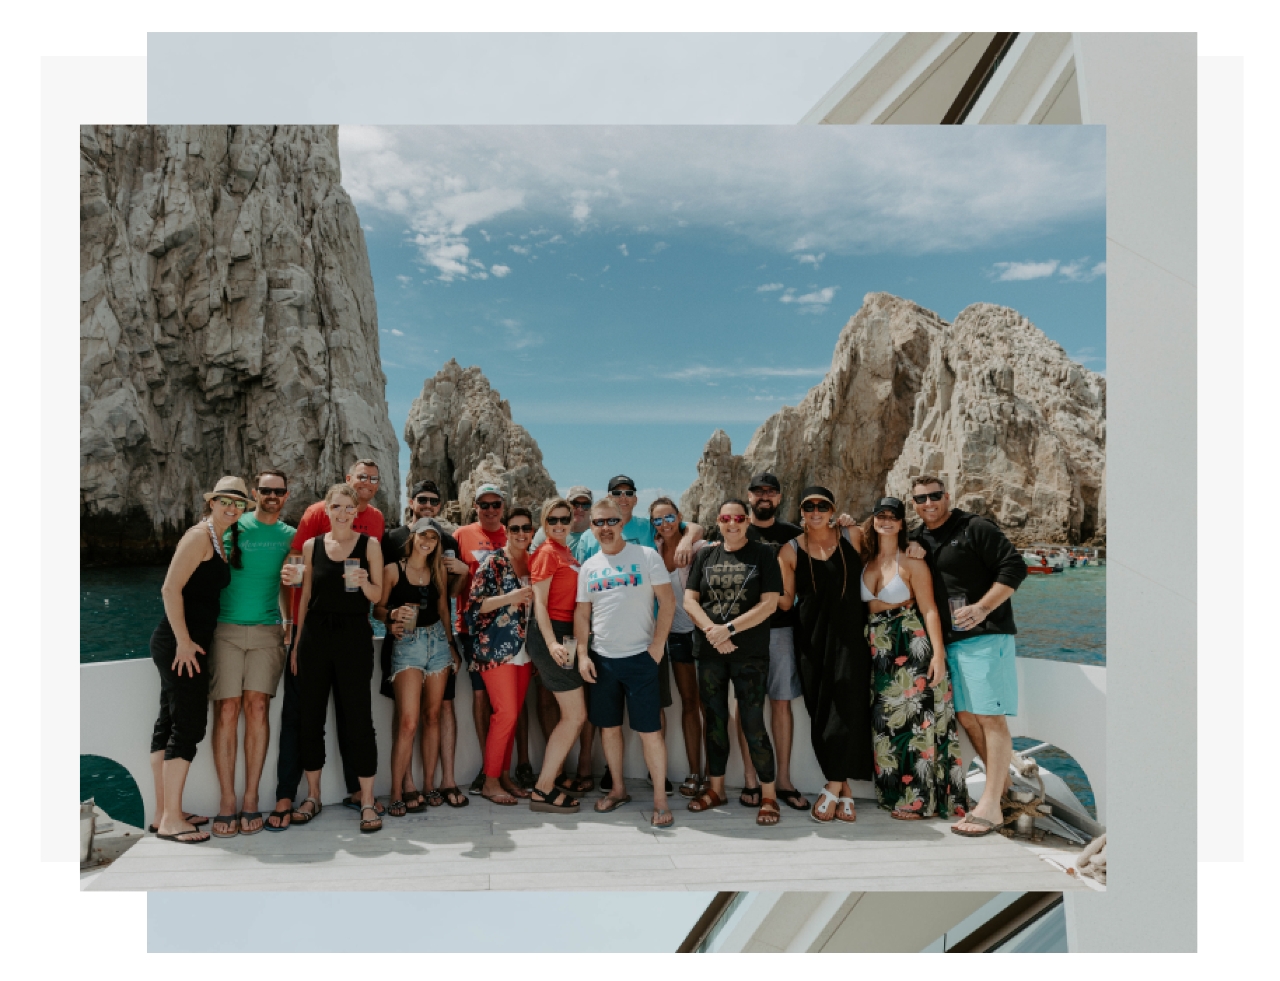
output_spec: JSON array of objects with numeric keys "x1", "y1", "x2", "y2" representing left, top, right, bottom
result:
[
  {"x1": 607, "y1": 474, "x2": 636, "y2": 492},
  {"x1": 410, "y1": 479, "x2": 441, "y2": 499},
  {"x1": 872, "y1": 496, "x2": 906, "y2": 520},
  {"x1": 748, "y1": 472, "x2": 781, "y2": 492}
]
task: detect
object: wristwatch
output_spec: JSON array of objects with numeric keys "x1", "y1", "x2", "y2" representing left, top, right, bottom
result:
[{"x1": 726, "y1": 623, "x2": 737, "y2": 636}]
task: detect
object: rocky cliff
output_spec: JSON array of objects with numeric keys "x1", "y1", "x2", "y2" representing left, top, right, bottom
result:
[
  {"x1": 681, "y1": 293, "x2": 1105, "y2": 545},
  {"x1": 80, "y1": 125, "x2": 400, "y2": 562},
  {"x1": 403, "y1": 360, "x2": 558, "y2": 521}
]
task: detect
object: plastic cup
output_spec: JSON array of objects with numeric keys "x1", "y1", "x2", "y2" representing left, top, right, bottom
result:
[
  {"x1": 562, "y1": 635, "x2": 578, "y2": 666},
  {"x1": 286, "y1": 556, "x2": 304, "y2": 587},
  {"x1": 948, "y1": 595, "x2": 968, "y2": 631},
  {"x1": 344, "y1": 558, "x2": 361, "y2": 592},
  {"x1": 400, "y1": 603, "x2": 419, "y2": 635},
  {"x1": 444, "y1": 550, "x2": 456, "y2": 559}
]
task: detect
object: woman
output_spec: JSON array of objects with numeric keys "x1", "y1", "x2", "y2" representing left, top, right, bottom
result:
[
  {"x1": 860, "y1": 497, "x2": 966, "y2": 820},
  {"x1": 651, "y1": 497, "x2": 706, "y2": 798},
  {"x1": 148, "y1": 476, "x2": 248, "y2": 843},
  {"x1": 683, "y1": 499, "x2": 784, "y2": 827},
  {"x1": 778, "y1": 486, "x2": 871, "y2": 824},
  {"x1": 525, "y1": 497, "x2": 588, "y2": 813},
  {"x1": 377, "y1": 517, "x2": 462, "y2": 817},
  {"x1": 290, "y1": 483, "x2": 384, "y2": 834},
  {"x1": 467, "y1": 507, "x2": 536, "y2": 805}
]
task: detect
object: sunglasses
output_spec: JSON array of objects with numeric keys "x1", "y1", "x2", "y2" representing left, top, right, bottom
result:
[
  {"x1": 610, "y1": 489, "x2": 636, "y2": 498},
  {"x1": 352, "y1": 474, "x2": 381, "y2": 484},
  {"x1": 801, "y1": 501, "x2": 833, "y2": 513},
  {"x1": 591, "y1": 517, "x2": 621, "y2": 527},
  {"x1": 717, "y1": 514, "x2": 748, "y2": 524},
  {"x1": 256, "y1": 487, "x2": 287, "y2": 496},
  {"x1": 415, "y1": 495, "x2": 440, "y2": 506},
  {"x1": 546, "y1": 515, "x2": 572, "y2": 526},
  {"x1": 912, "y1": 490, "x2": 945, "y2": 504},
  {"x1": 652, "y1": 514, "x2": 678, "y2": 527},
  {"x1": 571, "y1": 500, "x2": 592, "y2": 509},
  {"x1": 329, "y1": 503, "x2": 357, "y2": 513},
  {"x1": 507, "y1": 524, "x2": 534, "y2": 534},
  {"x1": 477, "y1": 500, "x2": 503, "y2": 511},
  {"x1": 215, "y1": 497, "x2": 249, "y2": 510}
]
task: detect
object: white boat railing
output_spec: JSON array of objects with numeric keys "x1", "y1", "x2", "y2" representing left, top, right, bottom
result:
[{"x1": 80, "y1": 640, "x2": 1105, "y2": 831}]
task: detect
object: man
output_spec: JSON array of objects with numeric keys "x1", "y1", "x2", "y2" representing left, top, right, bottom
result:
[
  {"x1": 271, "y1": 458, "x2": 388, "y2": 824},
  {"x1": 382, "y1": 479, "x2": 470, "y2": 805},
  {"x1": 714, "y1": 473, "x2": 810, "y2": 811},
  {"x1": 575, "y1": 497, "x2": 676, "y2": 826},
  {"x1": 208, "y1": 468, "x2": 295, "y2": 837},
  {"x1": 576, "y1": 475, "x2": 703, "y2": 562},
  {"x1": 904, "y1": 474, "x2": 1028, "y2": 838},
  {"x1": 453, "y1": 483, "x2": 509, "y2": 794}
]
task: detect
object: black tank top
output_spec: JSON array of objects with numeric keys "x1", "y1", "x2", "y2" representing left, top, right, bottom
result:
[
  {"x1": 308, "y1": 533, "x2": 373, "y2": 619},
  {"x1": 160, "y1": 529, "x2": 231, "y2": 642},
  {"x1": 385, "y1": 560, "x2": 442, "y2": 628}
]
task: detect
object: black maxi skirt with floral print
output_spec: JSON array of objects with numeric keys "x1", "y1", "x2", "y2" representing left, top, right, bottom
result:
[{"x1": 867, "y1": 604, "x2": 967, "y2": 818}]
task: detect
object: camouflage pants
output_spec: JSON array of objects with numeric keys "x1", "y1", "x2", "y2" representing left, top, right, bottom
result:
[{"x1": 698, "y1": 654, "x2": 775, "y2": 782}]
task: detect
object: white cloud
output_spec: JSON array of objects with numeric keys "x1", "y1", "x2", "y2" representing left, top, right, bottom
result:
[
  {"x1": 756, "y1": 282, "x2": 786, "y2": 292},
  {"x1": 339, "y1": 125, "x2": 1104, "y2": 259},
  {"x1": 618, "y1": 243, "x2": 629, "y2": 257},
  {"x1": 795, "y1": 252, "x2": 825, "y2": 267},
  {"x1": 490, "y1": 264, "x2": 512, "y2": 278},
  {"x1": 651, "y1": 241, "x2": 668, "y2": 254},
  {"x1": 779, "y1": 286, "x2": 838, "y2": 312},
  {"x1": 992, "y1": 260, "x2": 1060, "y2": 281},
  {"x1": 663, "y1": 365, "x2": 828, "y2": 381},
  {"x1": 395, "y1": 274, "x2": 412, "y2": 286},
  {"x1": 601, "y1": 265, "x2": 610, "y2": 273},
  {"x1": 509, "y1": 244, "x2": 529, "y2": 255},
  {"x1": 389, "y1": 328, "x2": 405, "y2": 336},
  {"x1": 1058, "y1": 258, "x2": 1107, "y2": 282}
]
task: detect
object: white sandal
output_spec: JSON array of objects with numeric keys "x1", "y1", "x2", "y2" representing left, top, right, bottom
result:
[
  {"x1": 811, "y1": 787, "x2": 840, "y2": 823},
  {"x1": 834, "y1": 796, "x2": 857, "y2": 823}
]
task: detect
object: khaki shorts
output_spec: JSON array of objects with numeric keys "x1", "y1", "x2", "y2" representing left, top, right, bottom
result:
[{"x1": 209, "y1": 623, "x2": 287, "y2": 701}]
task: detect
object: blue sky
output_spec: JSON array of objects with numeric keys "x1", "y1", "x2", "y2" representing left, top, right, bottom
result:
[{"x1": 342, "y1": 125, "x2": 1106, "y2": 505}]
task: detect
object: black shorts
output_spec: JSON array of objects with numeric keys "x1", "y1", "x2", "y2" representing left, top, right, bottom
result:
[
  {"x1": 666, "y1": 630, "x2": 695, "y2": 665},
  {"x1": 527, "y1": 618, "x2": 585, "y2": 694},
  {"x1": 587, "y1": 650, "x2": 663, "y2": 732}
]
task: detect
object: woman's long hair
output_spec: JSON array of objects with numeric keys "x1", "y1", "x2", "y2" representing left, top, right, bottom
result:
[
  {"x1": 201, "y1": 498, "x2": 243, "y2": 567},
  {"x1": 858, "y1": 514, "x2": 908, "y2": 563},
  {"x1": 649, "y1": 496, "x2": 685, "y2": 558},
  {"x1": 403, "y1": 526, "x2": 446, "y2": 594}
]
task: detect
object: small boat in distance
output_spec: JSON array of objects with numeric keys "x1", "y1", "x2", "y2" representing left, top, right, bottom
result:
[{"x1": 1022, "y1": 548, "x2": 1066, "y2": 574}]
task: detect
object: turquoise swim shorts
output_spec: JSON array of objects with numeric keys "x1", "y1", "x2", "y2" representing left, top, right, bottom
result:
[{"x1": 945, "y1": 634, "x2": 1019, "y2": 717}]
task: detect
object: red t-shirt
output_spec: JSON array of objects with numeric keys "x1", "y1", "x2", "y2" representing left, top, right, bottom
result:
[
  {"x1": 289, "y1": 501, "x2": 385, "y2": 619},
  {"x1": 454, "y1": 522, "x2": 508, "y2": 634},
  {"x1": 529, "y1": 539, "x2": 580, "y2": 623}
]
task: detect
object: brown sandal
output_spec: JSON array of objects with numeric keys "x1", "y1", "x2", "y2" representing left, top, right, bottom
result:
[
  {"x1": 687, "y1": 788, "x2": 728, "y2": 812},
  {"x1": 756, "y1": 798, "x2": 781, "y2": 826}
]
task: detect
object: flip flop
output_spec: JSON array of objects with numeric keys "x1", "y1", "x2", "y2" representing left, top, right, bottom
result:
[
  {"x1": 951, "y1": 815, "x2": 1001, "y2": 838},
  {"x1": 649, "y1": 808, "x2": 674, "y2": 827},
  {"x1": 264, "y1": 807, "x2": 292, "y2": 832},
  {"x1": 211, "y1": 813, "x2": 240, "y2": 838},
  {"x1": 149, "y1": 813, "x2": 210, "y2": 833},
  {"x1": 834, "y1": 797, "x2": 857, "y2": 823},
  {"x1": 739, "y1": 785, "x2": 762, "y2": 807},
  {"x1": 594, "y1": 794, "x2": 632, "y2": 813},
  {"x1": 423, "y1": 790, "x2": 444, "y2": 808},
  {"x1": 441, "y1": 787, "x2": 469, "y2": 808},
  {"x1": 810, "y1": 788, "x2": 839, "y2": 824},
  {"x1": 239, "y1": 811, "x2": 264, "y2": 836},
  {"x1": 482, "y1": 792, "x2": 519, "y2": 806},
  {"x1": 777, "y1": 788, "x2": 810, "y2": 811},
  {"x1": 155, "y1": 829, "x2": 210, "y2": 844},
  {"x1": 890, "y1": 809, "x2": 924, "y2": 821}
]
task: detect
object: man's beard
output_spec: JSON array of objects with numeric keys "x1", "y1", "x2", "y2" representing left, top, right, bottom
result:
[{"x1": 750, "y1": 501, "x2": 776, "y2": 520}]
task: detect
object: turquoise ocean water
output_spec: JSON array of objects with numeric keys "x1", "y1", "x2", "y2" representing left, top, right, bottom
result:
[{"x1": 80, "y1": 563, "x2": 1103, "y2": 819}]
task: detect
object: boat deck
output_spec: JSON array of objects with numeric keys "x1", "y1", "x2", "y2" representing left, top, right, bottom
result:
[{"x1": 82, "y1": 792, "x2": 1094, "y2": 892}]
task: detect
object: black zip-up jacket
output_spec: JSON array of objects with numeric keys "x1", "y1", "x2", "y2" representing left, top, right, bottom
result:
[{"x1": 908, "y1": 508, "x2": 1027, "y2": 645}]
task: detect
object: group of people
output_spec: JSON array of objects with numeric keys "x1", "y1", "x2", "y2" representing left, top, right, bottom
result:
[{"x1": 147, "y1": 458, "x2": 1027, "y2": 842}]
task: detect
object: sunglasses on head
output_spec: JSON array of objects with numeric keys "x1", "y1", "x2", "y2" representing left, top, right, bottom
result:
[
  {"x1": 507, "y1": 524, "x2": 534, "y2": 534},
  {"x1": 215, "y1": 496, "x2": 249, "y2": 510},
  {"x1": 476, "y1": 500, "x2": 503, "y2": 511},
  {"x1": 546, "y1": 515, "x2": 572, "y2": 526},
  {"x1": 912, "y1": 490, "x2": 945, "y2": 504},
  {"x1": 610, "y1": 488, "x2": 636, "y2": 497},
  {"x1": 717, "y1": 514, "x2": 748, "y2": 524},
  {"x1": 415, "y1": 495, "x2": 440, "y2": 506},
  {"x1": 256, "y1": 487, "x2": 287, "y2": 497},
  {"x1": 591, "y1": 517, "x2": 621, "y2": 527},
  {"x1": 652, "y1": 514, "x2": 678, "y2": 527},
  {"x1": 800, "y1": 501, "x2": 833, "y2": 513}
]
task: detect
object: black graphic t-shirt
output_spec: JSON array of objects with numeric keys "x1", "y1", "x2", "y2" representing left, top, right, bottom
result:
[
  {"x1": 686, "y1": 539, "x2": 783, "y2": 661},
  {"x1": 706, "y1": 520, "x2": 801, "y2": 629}
]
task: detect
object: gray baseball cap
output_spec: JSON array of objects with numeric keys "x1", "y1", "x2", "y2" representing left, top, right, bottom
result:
[
  {"x1": 473, "y1": 483, "x2": 505, "y2": 499},
  {"x1": 565, "y1": 485, "x2": 593, "y2": 503},
  {"x1": 410, "y1": 517, "x2": 447, "y2": 537}
]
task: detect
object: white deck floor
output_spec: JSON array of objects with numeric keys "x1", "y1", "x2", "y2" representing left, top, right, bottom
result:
[{"x1": 83, "y1": 792, "x2": 1092, "y2": 892}]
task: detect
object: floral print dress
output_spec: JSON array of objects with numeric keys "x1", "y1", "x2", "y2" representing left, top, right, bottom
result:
[
  {"x1": 465, "y1": 550, "x2": 527, "y2": 671},
  {"x1": 867, "y1": 604, "x2": 967, "y2": 818}
]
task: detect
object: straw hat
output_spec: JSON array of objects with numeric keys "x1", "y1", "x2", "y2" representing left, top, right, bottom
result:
[{"x1": 203, "y1": 476, "x2": 256, "y2": 509}]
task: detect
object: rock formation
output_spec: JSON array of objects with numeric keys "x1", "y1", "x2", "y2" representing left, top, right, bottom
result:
[
  {"x1": 403, "y1": 360, "x2": 558, "y2": 522},
  {"x1": 80, "y1": 125, "x2": 400, "y2": 562},
  {"x1": 681, "y1": 293, "x2": 1105, "y2": 545}
]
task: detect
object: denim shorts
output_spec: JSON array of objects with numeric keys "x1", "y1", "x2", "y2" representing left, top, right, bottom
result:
[{"x1": 391, "y1": 621, "x2": 453, "y2": 681}]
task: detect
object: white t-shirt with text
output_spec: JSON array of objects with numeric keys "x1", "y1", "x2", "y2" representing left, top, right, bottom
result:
[{"x1": 576, "y1": 543, "x2": 670, "y2": 658}]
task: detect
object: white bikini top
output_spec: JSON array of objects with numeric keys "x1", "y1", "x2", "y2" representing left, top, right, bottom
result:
[{"x1": 860, "y1": 558, "x2": 911, "y2": 605}]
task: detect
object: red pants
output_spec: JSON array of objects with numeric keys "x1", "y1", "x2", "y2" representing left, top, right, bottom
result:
[{"x1": 483, "y1": 661, "x2": 533, "y2": 778}]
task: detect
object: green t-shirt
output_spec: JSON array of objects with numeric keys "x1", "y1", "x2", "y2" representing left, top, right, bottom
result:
[{"x1": 218, "y1": 513, "x2": 296, "y2": 625}]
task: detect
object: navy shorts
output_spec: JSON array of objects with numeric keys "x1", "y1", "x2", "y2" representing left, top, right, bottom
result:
[
  {"x1": 666, "y1": 631, "x2": 696, "y2": 665},
  {"x1": 456, "y1": 633, "x2": 488, "y2": 696},
  {"x1": 587, "y1": 650, "x2": 662, "y2": 733}
]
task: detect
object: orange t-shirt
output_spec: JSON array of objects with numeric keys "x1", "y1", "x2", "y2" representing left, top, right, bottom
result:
[
  {"x1": 529, "y1": 539, "x2": 580, "y2": 623},
  {"x1": 453, "y1": 522, "x2": 508, "y2": 634}
]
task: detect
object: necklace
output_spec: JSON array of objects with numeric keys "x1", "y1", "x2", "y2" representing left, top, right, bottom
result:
[
  {"x1": 204, "y1": 519, "x2": 225, "y2": 561},
  {"x1": 404, "y1": 561, "x2": 430, "y2": 586}
]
